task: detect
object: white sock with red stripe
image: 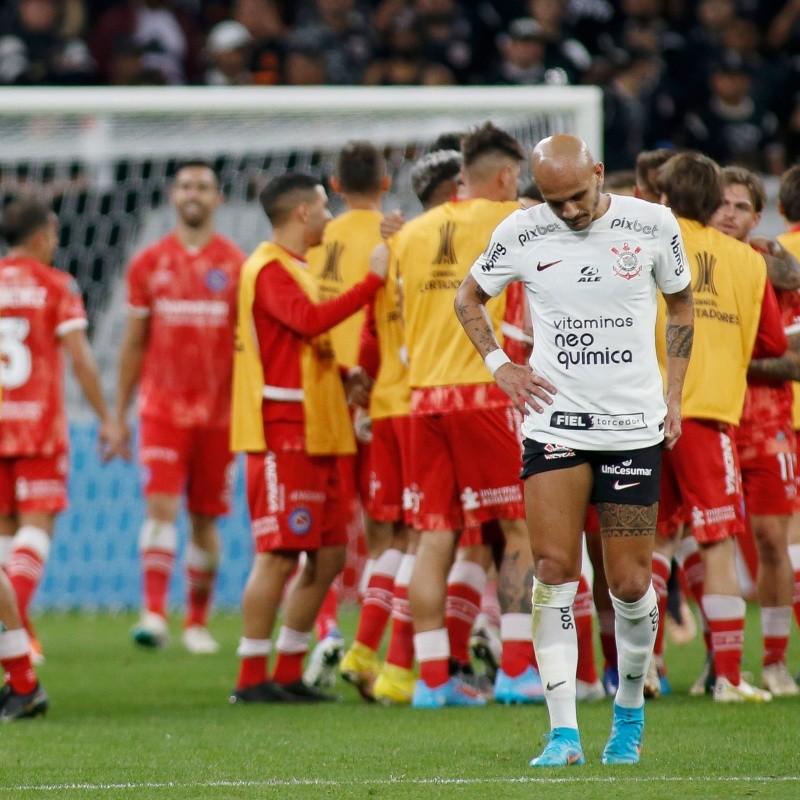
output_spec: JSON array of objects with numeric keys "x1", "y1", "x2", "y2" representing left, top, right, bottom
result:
[
  {"x1": 790, "y1": 544, "x2": 800, "y2": 630},
  {"x1": 415, "y1": 628, "x2": 450, "y2": 689},
  {"x1": 355, "y1": 548, "x2": 403, "y2": 651},
  {"x1": 445, "y1": 560, "x2": 486, "y2": 666},
  {"x1": 761, "y1": 605, "x2": 792, "y2": 666},
  {"x1": 7, "y1": 526, "x2": 50, "y2": 631},
  {"x1": 702, "y1": 594, "x2": 745, "y2": 685},
  {"x1": 0, "y1": 627, "x2": 37, "y2": 694},
  {"x1": 139, "y1": 519, "x2": 177, "y2": 619}
]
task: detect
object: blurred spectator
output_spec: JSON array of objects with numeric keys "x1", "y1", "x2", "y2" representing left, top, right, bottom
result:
[
  {"x1": 682, "y1": 54, "x2": 785, "y2": 175},
  {"x1": 719, "y1": 17, "x2": 782, "y2": 109},
  {"x1": 603, "y1": 50, "x2": 661, "y2": 170},
  {"x1": 681, "y1": 0, "x2": 737, "y2": 94},
  {"x1": 204, "y1": 19, "x2": 253, "y2": 84},
  {"x1": 414, "y1": 0, "x2": 474, "y2": 83},
  {"x1": 285, "y1": 47, "x2": 327, "y2": 85},
  {"x1": 288, "y1": 0, "x2": 376, "y2": 84},
  {"x1": 604, "y1": 169, "x2": 638, "y2": 195},
  {"x1": 487, "y1": 18, "x2": 570, "y2": 85},
  {"x1": 233, "y1": 0, "x2": 287, "y2": 85},
  {"x1": 0, "y1": 0, "x2": 95, "y2": 84},
  {"x1": 527, "y1": 0, "x2": 614, "y2": 56},
  {"x1": 88, "y1": 0, "x2": 205, "y2": 84},
  {"x1": 106, "y1": 36, "x2": 167, "y2": 85},
  {"x1": 363, "y1": 9, "x2": 453, "y2": 85},
  {"x1": 525, "y1": 0, "x2": 591, "y2": 83},
  {"x1": 767, "y1": 0, "x2": 800, "y2": 53}
]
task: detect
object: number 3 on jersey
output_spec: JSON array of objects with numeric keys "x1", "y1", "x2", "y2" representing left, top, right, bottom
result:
[{"x1": 0, "y1": 317, "x2": 32, "y2": 389}]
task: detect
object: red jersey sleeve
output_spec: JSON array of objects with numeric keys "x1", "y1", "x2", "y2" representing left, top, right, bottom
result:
[
  {"x1": 357, "y1": 300, "x2": 380, "y2": 380},
  {"x1": 54, "y1": 273, "x2": 88, "y2": 337},
  {"x1": 126, "y1": 251, "x2": 152, "y2": 315},
  {"x1": 255, "y1": 261, "x2": 383, "y2": 338},
  {"x1": 752, "y1": 280, "x2": 788, "y2": 360}
]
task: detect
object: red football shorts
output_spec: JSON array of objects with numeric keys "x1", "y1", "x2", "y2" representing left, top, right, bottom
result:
[
  {"x1": 0, "y1": 452, "x2": 68, "y2": 514},
  {"x1": 657, "y1": 419, "x2": 745, "y2": 544},
  {"x1": 409, "y1": 405, "x2": 524, "y2": 532},
  {"x1": 139, "y1": 417, "x2": 234, "y2": 516},
  {"x1": 247, "y1": 430, "x2": 349, "y2": 553},
  {"x1": 737, "y1": 424, "x2": 796, "y2": 516},
  {"x1": 366, "y1": 415, "x2": 412, "y2": 524},
  {"x1": 337, "y1": 439, "x2": 371, "y2": 509}
]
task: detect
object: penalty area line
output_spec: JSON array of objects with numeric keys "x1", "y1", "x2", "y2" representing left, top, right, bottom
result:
[{"x1": 2, "y1": 775, "x2": 799, "y2": 792}]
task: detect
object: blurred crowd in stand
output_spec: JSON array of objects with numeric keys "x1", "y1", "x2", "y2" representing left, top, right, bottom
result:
[{"x1": 3, "y1": 1, "x2": 800, "y2": 171}]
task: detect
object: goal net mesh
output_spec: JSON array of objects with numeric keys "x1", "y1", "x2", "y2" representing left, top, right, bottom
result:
[{"x1": 0, "y1": 87, "x2": 601, "y2": 610}]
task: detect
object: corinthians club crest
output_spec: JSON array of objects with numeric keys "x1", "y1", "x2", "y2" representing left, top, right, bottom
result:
[{"x1": 611, "y1": 242, "x2": 642, "y2": 280}]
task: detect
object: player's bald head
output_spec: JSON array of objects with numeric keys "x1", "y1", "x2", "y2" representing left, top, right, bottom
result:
[
  {"x1": 530, "y1": 135, "x2": 606, "y2": 231},
  {"x1": 531, "y1": 134, "x2": 596, "y2": 192}
]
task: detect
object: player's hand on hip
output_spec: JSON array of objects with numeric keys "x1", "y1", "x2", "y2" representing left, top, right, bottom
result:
[
  {"x1": 369, "y1": 243, "x2": 390, "y2": 281},
  {"x1": 663, "y1": 405, "x2": 682, "y2": 450},
  {"x1": 494, "y1": 363, "x2": 556, "y2": 416}
]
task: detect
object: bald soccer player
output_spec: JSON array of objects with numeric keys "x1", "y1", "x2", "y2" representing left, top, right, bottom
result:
[{"x1": 456, "y1": 134, "x2": 694, "y2": 766}]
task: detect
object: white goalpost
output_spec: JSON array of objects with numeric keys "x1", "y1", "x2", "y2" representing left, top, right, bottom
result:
[{"x1": 0, "y1": 85, "x2": 602, "y2": 610}]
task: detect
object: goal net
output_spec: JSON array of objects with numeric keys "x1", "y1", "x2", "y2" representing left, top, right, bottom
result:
[{"x1": 0, "y1": 85, "x2": 601, "y2": 610}]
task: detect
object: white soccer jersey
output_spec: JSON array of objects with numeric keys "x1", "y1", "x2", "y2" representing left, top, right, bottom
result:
[{"x1": 472, "y1": 194, "x2": 691, "y2": 451}]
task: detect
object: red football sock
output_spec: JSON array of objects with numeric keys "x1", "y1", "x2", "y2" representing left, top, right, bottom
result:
[
  {"x1": 651, "y1": 553, "x2": 671, "y2": 663},
  {"x1": 445, "y1": 560, "x2": 485, "y2": 665},
  {"x1": 0, "y1": 629, "x2": 37, "y2": 694},
  {"x1": 7, "y1": 528, "x2": 49, "y2": 630},
  {"x1": 575, "y1": 574, "x2": 598, "y2": 683},
  {"x1": 385, "y1": 556, "x2": 415, "y2": 670},
  {"x1": 598, "y1": 610, "x2": 617, "y2": 669},
  {"x1": 315, "y1": 586, "x2": 339, "y2": 640},
  {"x1": 237, "y1": 656, "x2": 268, "y2": 690},
  {"x1": 703, "y1": 594, "x2": 745, "y2": 685},
  {"x1": 500, "y1": 614, "x2": 533, "y2": 678},
  {"x1": 141, "y1": 549, "x2": 174, "y2": 618},
  {"x1": 355, "y1": 549, "x2": 402, "y2": 651},
  {"x1": 272, "y1": 652, "x2": 305, "y2": 685},
  {"x1": 184, "y1": 543, "x2": 216, "y2": 628},
  {"x1": 761, "y1": 606, "x2": 791, "y2": 666},
  {"x1": 789, "y1": 544, "x2": 800, "y2": 630},
  {"x1": 415, "y1": 629, "x2": 450, "y2": 689}
]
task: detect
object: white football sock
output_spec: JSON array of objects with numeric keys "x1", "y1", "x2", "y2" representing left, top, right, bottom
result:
[
  {"x1": 611, "y1": 584, "x2": 658, "y2": 709},
  {"x1": 531, "y1": 579, "x2": 579, "y2": 730}
]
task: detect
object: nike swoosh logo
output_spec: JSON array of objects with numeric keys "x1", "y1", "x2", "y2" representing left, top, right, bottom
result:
[
  {"x1": 613, "y1": 480, "x2": 640, "y2": 490},
  {"x1": 536, "y1": 259, "x2": 563, "y2": 271},
  {"x1": 546, "y1": 680, "x2": 566, "y2": 691},
  {"x1": 626, "y1": 673, "x2": 644, "y2": 681}
]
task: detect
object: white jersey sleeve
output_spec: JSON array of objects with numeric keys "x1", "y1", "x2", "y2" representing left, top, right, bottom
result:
[
  {"x1": 654, "y1": 208, "x2": 691, "y2": 294},
  {"x1": 470, "y1": 212, "x2": 523, "y2": 297}
]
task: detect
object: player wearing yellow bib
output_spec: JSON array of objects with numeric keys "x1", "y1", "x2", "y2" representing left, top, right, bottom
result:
[
  {"x1": 655, "y1": 153, "x2": 781, "y2": 704},
  {"x1": 776, "y1": 165, "x2": 800, "y2": 649},
  {"x1": 300, "y1": 142, "x2": 396, "y2": 691},
  {"x1": 395, "y1": 123, "x2": 536, "y2": 709}
]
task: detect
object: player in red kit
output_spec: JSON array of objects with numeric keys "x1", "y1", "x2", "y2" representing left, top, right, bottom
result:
[
  {"x1": 114, "y1": 161, "x2": 245, "y2": 653},
  {"x1": 0, "y1": 198, "x2": 118, "y2": 672},
  {"x1": 229, "y1": 173, "x2": 387, "y2": 703}
]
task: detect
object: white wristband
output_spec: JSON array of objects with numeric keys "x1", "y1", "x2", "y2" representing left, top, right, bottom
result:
[{"x1": 484, "y1": 349, "x2": 511, "y2": 375}]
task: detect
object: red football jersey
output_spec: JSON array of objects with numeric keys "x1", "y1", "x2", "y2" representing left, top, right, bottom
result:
[
  {"x1": 738, "y1": 287, "x2": 800, "y2": 446},
  {"x1": 0, "y1": 255, "x2": 87, "y2": 456},
  {"x1": 126, "y1": 233, "x2": 244, "y2": 428}
]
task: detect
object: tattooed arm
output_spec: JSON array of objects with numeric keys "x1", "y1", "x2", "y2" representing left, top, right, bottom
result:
[
  {"x1": 454, "y1": 273, "x2": 556, "y2": 415},
  {"x1": 749, "y1": 333, "x2": 800, "y2": 381},
  {"x1": 662, "y1": 284, "x2": 694, "y2": 450},
  {"x1": 750, "y1": 236, "x2": 800, "y2": 291}
]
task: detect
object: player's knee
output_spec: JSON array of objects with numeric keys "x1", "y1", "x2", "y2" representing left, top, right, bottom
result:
[
  {"x1": 607, "y1": 573, "x2": 651, "y2": 604},
  {"x1": 533, "y1": 554, "x2": 580, "y2": 586}
]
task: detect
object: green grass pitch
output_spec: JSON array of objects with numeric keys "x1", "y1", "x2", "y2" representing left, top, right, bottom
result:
[{"x1": 1, "y1": 607, "x2": 798, "y2": 800}]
